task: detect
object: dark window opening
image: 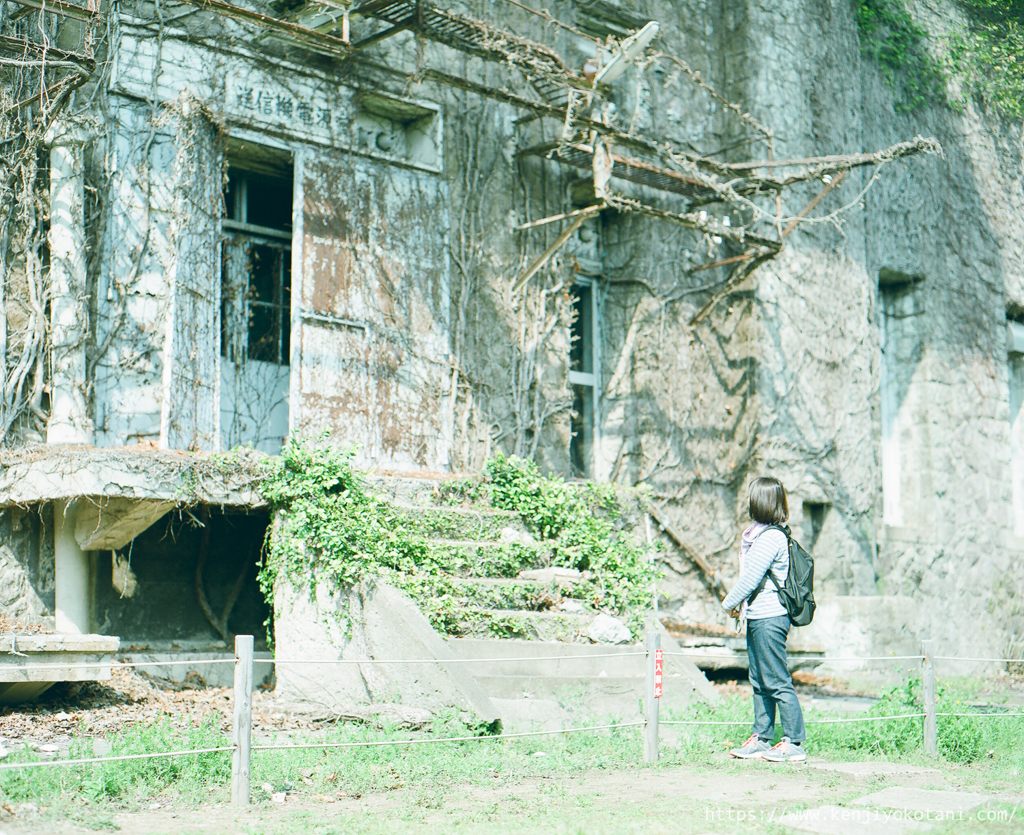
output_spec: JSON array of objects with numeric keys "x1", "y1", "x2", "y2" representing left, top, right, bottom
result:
[
  {"x1": 803, "y1": 501, "x2": 829, "y2": 550},
  {"x1": 570, "y1": 282, "x2": 593, "y2": 374},
  {"x1": 221, "y1": 164, "x2": 293, "y2": 366}
]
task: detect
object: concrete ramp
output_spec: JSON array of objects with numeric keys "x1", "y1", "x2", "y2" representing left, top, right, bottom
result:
[{"x1": 273, "y1": 578, "x2": 500, "y2": 725}]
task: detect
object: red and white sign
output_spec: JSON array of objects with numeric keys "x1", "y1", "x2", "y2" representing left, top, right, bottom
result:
[{"x1": 654, "y1": 649, "x2": 663, "y2": 698}]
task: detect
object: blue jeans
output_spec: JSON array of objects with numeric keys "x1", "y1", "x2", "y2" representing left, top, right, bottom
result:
[{"x1": 746, "y1": 615, "x2": 806, "y2": 743}]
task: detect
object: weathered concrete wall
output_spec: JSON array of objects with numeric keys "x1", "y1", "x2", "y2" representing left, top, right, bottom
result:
[
  {"x1": 297, "y1": 150, "x2": 452, "y2": 469},
  {"x1": 0, "y1": 507, "x2": 51, "y2": 624},
  {"x1": 274, "y1": 577, "x2": 500, "y2": 723}
]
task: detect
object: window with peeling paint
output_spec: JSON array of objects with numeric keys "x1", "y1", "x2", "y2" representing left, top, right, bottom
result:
[
  {"x1": 222, "y1": 168, "x2": 292, "y2": 366},
  {"x1": 220, "y1": 156, "x2": 294, "y2": 454}
]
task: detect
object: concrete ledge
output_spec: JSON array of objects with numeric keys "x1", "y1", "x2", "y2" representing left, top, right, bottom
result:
[
  {"x1": 0, "y1": 632, "x2": 120, "y2": 704},
  {"x1": 117, "y1": 651, "x2": 274, "y2": 689},
  {"x1": 0, "y1": 445, "x2": 266, "y2": 506}
]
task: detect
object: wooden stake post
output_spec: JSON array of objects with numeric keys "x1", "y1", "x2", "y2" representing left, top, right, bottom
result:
[
  {"x1": 232, "y1": 634, "x2": 254, "y2": 806},
  {"x1": 922, "y1": 639, "x2": 937, "y2": 756},
  {"x1": 644, "y1": 630, "x2": 661, "y2": 764}
]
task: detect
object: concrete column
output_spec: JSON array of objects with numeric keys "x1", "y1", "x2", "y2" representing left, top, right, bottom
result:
[
  {"x1": 54, "y1": 500, "x2": 90, "y2": 634},
  {"x1": 45, "y1": 123, "x2": 93, "y2": 445}
]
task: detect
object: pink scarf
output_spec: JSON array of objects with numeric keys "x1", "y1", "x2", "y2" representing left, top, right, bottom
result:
[{"x1": 736, "y1": 522, "x2": 769, "y2": 624}]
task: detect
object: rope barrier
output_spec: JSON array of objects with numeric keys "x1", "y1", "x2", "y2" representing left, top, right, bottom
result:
[
  {"x1": 1, "y1": 652, "x2": 1018, "y2": 675},
  {"x1": 934, "y1": 657, "x2": 1024, "y2": 664},
  {"x1": 660, "y1": 713, "x2": 927, "y2": 727},
  {"x1": 0, "y1": 652, "x2": 648, "y2": 674},
  {"x1": 661, "y1": 652, "x2": 925, "y2": 662},
  {"x1": 0, "y1": 658, "x2": 240, "y2": 674},
  {"x1": 271, "y1": 652, "x2": 647, "y2": 665},
  {"x1": 806, "y1": 713, "x2": 925, "y2": 724},
  {"x1": 252, "y1": 721, "x2": 645, "y2": 752},
  {"x1": 0, "y1": 746, "x2": 235, "y2": 772}
]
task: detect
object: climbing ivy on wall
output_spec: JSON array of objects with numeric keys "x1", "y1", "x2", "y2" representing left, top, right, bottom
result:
[
  {"x1": 857, "y1": 0, "x2": 1024, "y2": 119},
  {"x1": 948, "y1": 1, "x2": 1024, "y2": 118},
  {"x1": 256, "y1": 438, "x2": 659, "y2": 639},
  {"x1": 856, "y1": 0, "x2": 946, "y2": 112}
]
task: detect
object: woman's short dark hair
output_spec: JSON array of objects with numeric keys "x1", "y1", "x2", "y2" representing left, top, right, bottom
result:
[{"x1": 748, "y1": 476, "x2": 789, "y2": 525}]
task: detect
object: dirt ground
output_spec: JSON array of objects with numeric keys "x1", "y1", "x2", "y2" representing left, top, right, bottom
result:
[{"x1": 1, "y1": 755, "x2": 1021, "y2": 835}]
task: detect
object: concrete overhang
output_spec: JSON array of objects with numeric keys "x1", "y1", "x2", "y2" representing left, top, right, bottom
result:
[{"x1": 0, "y1": 445, "x2": 268, "y2": 509}]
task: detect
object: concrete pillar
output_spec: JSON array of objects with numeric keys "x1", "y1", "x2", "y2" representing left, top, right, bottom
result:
[
  {"x1": 54, "y1": 500, "x2": 90, "y2": 634},
  {"x1": 45, "y1": 123, "x2": 93, "y2": 445}
]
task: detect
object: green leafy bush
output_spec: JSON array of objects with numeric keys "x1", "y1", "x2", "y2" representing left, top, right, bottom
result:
[{"x1": 485, "y1": 454, "x2": 658, "y2": 631}]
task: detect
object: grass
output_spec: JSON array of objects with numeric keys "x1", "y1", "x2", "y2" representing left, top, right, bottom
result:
[{"x1": 1, "y1": 677, "x2": 1022, "y2": 831}]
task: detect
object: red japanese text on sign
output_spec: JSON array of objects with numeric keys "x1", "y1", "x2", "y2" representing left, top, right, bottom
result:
[{"x1": 654, "y1": 648, "x2": 663, "y2": 698}]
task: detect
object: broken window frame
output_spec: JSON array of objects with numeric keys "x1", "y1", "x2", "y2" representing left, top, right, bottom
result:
[
  {"x1": 221, "y1": 168, "x2": 293, "y2": 367},
  {"x1": 569, "y1": 276, "x2": 602, "y2": 479}
]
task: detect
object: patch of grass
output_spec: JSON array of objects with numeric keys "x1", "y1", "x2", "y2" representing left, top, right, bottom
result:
[
  {"x1": 0, "y1": 717, "x2": 229, "y2": 808},
  {"x1": 664, "y1": 678, "x2": 1024, "y2": 779}
]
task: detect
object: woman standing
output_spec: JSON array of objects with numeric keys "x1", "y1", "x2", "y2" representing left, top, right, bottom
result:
[{"x1": 722, "y1": 476, "x2": 806, "y2": 762}]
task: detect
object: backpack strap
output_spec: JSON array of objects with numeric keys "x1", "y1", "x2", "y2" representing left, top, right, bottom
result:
[{"x1": 746, "y1": 524, "x2": 790, "y2": 606}]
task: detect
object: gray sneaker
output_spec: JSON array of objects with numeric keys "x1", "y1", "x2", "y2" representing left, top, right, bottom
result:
[
  {"x1": 762, "y1": 736, "x2": 807, "y2": 763},
  {"x1": 729, "y1": 733, "x2": 771, "y2": 759}
]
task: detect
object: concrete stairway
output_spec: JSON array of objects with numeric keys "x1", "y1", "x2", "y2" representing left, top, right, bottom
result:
[
  {"x1": 322, "y1": 474, "x2": 721, "y2": 728},
  {"x1": 378, "y1": 485, "x2": 601, "y2": 642}
]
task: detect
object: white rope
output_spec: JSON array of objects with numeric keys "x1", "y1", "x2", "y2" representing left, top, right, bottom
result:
[
  {"x1": 0, "y1": 658, "x2": 240, "y2": 673},
  {"x1": 272, "y1": 652, "x2": 646, "y2": 665},
  {"x1": 0, "y1": 652, "x2": 647, "y2": 674},
  {"x1": 0, "y1": 746, "x2": 235, "y2": 772},
  {"x1": 660, "y1": 713, "x2": 926, "y2": 727},
  {"x1": 660, "y1": 719, "x2": 749, "y2": 726},
  {"x1": 252, "y1": 722, "x2": 646, "y2": 752},
  {"x1": 806, "y1": 713, "x2": 925, "y2": 724},
  {"x1": 661, "y1": 652, "x2": 924, "y2": 662},
  {"x1": 936, "y1": 712, "x2": 1024, "y2": 719},
  {"x1": 934, "y1": 656, "x2": 1024, "y2": 663}
]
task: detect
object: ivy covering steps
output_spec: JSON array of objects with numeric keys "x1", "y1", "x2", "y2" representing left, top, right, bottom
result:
[{"x1": 260, "y1": 439, "x2": 658, "y2": 643}]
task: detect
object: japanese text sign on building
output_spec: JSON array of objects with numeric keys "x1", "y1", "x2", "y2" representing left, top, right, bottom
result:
[{"x1": 654, "y1": 648, "x2": 663, "y2": 698}]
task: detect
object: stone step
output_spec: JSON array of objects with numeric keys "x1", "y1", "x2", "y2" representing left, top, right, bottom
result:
[
  {"x1": 450, "y1": 637, "x2": 644, "y2": 677},
  {"x1": 404, "y1": 577, "x2": 594, "y2": 613},
  {"x1": 452, "y1": 608, "x2": 596, "y2": 642},
  {"x1": 0, "y1": 633, "x2": 120, "y2": 704},
  {"x1": 424, "y1": 539, "x2": 551, "y2": 578},
  {"x1": 778, "y1": 805, "x2": 932, "y2": 835},
  {"x1": 851, "y1": 787, "x2": 994, "y2": 816},
  {"x1": 673, "y1": 634, "x2": 825, "y2": 672},
  {"x1": 389, "y1": 502, "x2": 530, "y2": 541}
]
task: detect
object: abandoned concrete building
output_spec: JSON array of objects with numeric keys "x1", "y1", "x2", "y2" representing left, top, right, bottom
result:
[{"x1": 0, "y1": 0, "x2": 1022, "y2": 716}]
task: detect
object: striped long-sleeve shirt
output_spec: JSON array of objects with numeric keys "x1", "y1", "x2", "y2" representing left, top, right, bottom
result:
[{"x1": 721, "y1": 528, "x2": 788, "y2": 619}]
